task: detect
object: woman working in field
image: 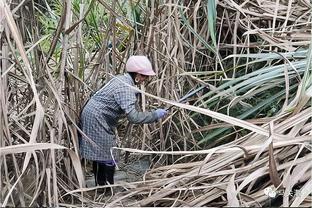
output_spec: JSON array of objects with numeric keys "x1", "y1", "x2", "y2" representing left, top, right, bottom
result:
[{"x1": 79, "y1": 56, "x2": 168, "y2": 187}]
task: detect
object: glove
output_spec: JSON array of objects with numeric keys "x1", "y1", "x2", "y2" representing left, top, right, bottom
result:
[{"x1": 155, "y1": 109, "x2": 168, "y2": 119}]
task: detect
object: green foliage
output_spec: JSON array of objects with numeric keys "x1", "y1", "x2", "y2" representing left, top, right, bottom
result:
[
  {"x1": 179, "y1": 0, "x2": 216, "y2": 55},
  {"x1": 207, "y1": 0, "x2": 216, "y2": 48},
  {"x1": 188, "y1": 50, "x2": 311, "y2": 145},
  {"x1": 35, "y1": 0, "x2": 62, "y2": 58}
]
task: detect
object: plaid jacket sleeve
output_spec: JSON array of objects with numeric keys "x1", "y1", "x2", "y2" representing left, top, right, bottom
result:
[
  {"x1": 114, "y1": 82, "x2": 158, "y2": 124},
  {"x1": 127, "y1": 109, "x2": 158, "y2": 124}
]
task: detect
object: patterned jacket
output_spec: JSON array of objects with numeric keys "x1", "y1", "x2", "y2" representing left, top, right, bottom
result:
[{"x1": 79, "y1": 73, "x2": 158, "y2": 161}]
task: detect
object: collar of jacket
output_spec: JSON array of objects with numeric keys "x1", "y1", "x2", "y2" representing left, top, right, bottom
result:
[
  {"x1": 124, "y1": 72, "x2": 135, "y2": 86},
  {"x1": 124, "y1": 73, "x2": 142, "y2": 95}
]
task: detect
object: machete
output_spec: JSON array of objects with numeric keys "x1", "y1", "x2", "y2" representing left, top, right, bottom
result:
[{"x1": 166, "y1": 85, "x2": 208, "y2": 111}]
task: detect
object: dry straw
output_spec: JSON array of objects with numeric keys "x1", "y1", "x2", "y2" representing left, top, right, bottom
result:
[{"x1": 0, "y1": 0, "x2": 311, "y2": 207}]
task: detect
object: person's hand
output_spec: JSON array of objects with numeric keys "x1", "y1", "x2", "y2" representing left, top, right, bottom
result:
[{"x1": 155, "y1": 109, "x2": 168, "y2": 119}]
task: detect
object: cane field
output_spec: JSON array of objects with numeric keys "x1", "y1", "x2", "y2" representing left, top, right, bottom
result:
[{"x1": 0, "y1": 0, "x2": 311, "y2": 207}]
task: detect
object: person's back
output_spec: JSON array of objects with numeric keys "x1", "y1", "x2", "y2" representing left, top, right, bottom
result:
[{"x1": 83, "y1": 74, "x2": 137, "y2": 126}]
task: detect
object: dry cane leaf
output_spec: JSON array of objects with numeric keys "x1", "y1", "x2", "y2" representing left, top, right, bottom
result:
[
  {"x1": 283, "y1": 160, "x2": 312, "y2": 207},
  {"x1": 0, "y1": 143, "x2": 66, "y2": 156},
  {"x1": 237, "y1": 167, "x2": 267, "y2": 192},
  {"x1": 0, "y1": 4, "x2": 4, "y2": 25},
  {"x1": 291, "y1": 178, "x2": 312, "y2": 207},
  {"x1": 68, "y1": 150, "x2": 86, "y2": 188},
  {"x1": 226, "y1": 173, "x2": 240, "y2": 207},
  {"x1": 268, "y1": 122, "x2": 282, "y2": 188}
]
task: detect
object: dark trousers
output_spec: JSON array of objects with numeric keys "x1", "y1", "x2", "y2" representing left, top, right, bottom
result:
[{"x1": 92, "y1": 161, "x2": 115, "y2": 185}]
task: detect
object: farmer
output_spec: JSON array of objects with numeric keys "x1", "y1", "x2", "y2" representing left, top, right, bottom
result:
[{"x1": 79, "y1": 55, "x2": 168, "y2": 187}]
